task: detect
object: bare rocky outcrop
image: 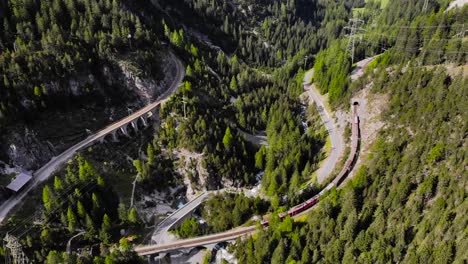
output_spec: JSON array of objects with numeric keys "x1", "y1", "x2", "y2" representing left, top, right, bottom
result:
[
  {"x1": 116, "y1": 61, "x2": 163, "y2": 102},
  {"x1": 0, "y1": 53, "x2": 169, "y2": 174},
  {"x1": 173, "y1": 149, "x2": 208, "y2": 200},
  {"x1": 4, "y1": 128, "x2": 56, "y2": 170},
  {"x1": 349, "y1": 85, "x2": 389, "y2": 177},
  {"x1": 446, "y1": 0, "x2": 467, "y2": 11}
]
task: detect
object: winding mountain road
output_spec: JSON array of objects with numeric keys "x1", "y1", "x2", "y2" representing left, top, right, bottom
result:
[
  {"x1": 135, "y1": 74, "x2": 347, "y2": 256},
  {"x1": 135, "y1": 56, "x2": 379, "y2": 256},
  {"x1": 303, "y1": 70, "x2": 345, "y2": 184},
  {"x1": 151, "y1": 192, "x2": 211, "y2": 245},
  {"x1": 0, "y1": 52, "x2": 185, "y2": 223}
]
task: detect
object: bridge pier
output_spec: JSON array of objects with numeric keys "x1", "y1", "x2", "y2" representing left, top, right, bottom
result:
[
  {"x1": 131, "y1": 120, "x2": 139, "y2": 131},
  {"x1": 141, "y1": 116, "x2": 148, "y2": 127},
  {"x1": 120, "y1": 125, "x2": 130, "y2": 137},
  {"x1": 111, "y1": 131, "x2": 119, "y2": 142},
  {"x1": 147, "y1": 108, "x2": 159, "y2": 120},
  {"x1": 98, "y1": 136, "x2": 105, "y2": 144}
]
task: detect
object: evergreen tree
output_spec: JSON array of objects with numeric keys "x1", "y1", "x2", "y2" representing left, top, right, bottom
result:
[
  {"x1": 43, "y1": 185, "x2": 53, "y2": 212},
  {"x1": 127, "y1": 207, "x2": 141, "y2": 225},
  {"x1": 100, "y1": 214, "x2": 111, "y2": 244},
  {"x1": 67, "y1": 207, "x2": 77, "y2": 232},
  {"x1": 222, "y1": 127, "x2": 233, "y2": 149}
]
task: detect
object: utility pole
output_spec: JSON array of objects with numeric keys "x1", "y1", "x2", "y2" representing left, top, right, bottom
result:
[
  {"x1": 182, "y1": 95, "x2": 187, "y2": 119},
  {"x1": 130, "y1": 173, "x2": 140, "y2": 208},
  {"x1": 4, "y1": 234, "x2": 29, "y2": 264},
  {"x1": 345, "y1": 18, "x2": 365, "y2": 64},
  {"x1": 422, "y1": 0, "x2": 429, "y2": 12},
  {"x1": 456, "y1": 24, "x2": 466, "y2": 39},
  {"x1": 127, "y1": 34, "x2": 132, "y2": 49}
]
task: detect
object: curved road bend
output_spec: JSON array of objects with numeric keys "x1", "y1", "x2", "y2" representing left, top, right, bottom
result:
[
  {"x1": 303, "y1": 70, "x2": 345, "y2": 184},
  {"x1": 135, "y1": 56, "x2": 378, "y2": 256},
  {"x1": 152, "y1": 192, "x2": 210, "y2": 245},
  {"x1": 0, "y1": 53, "x2": 185, "y2": 223},
  {"x1": 135, "y1": 79, "x2": 348, "y2": 256}
]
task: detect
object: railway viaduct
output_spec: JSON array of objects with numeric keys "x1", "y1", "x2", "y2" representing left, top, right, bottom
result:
[
  {"x1": 133, "y1": 55, "x2": 382, "y2": 257},
  {"x1": 0, "y1": 53, "x2": 185, "y2": 223},
  {"x1": 134, "y1": 76, "x2": 365, "y2": 258}
]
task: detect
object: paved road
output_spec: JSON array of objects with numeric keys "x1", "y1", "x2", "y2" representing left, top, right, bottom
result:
[
  {"x1": 351, "y1": 55, "x2": 379, "y2": 81},
  {"x1": 303, "y1": 70, "x2": 345, "y2": 184},
  {"x1": 152, "y1": 192, "x2": 210, "y2": 245},
  {"x1": 0, "y1": 53, "x2": 185, "y2": 223},
  {"x1": 135, "y1": 56, "x2": 376, "y2": 256}
]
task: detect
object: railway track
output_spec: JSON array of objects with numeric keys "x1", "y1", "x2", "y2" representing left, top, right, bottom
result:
[
  {"x1": 134, "y1": 92, "x2": 361, "y2": 256},
  {"x1": 0, "y1": 52, "x2": 185, "y2": 223}
]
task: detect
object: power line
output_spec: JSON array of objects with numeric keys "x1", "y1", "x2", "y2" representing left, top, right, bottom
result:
[
  {"x1": 8, "y1": 132, "x2": 139, "y2": 236},
  {"x1": 6, "y1": 175, "x2": 94, "y2": 236},
  {"x1": 345, "y1": 18, "x2": 366, "y2": 64},
  {"x1": 370, "y1": 33, "x2": 465, "y2": 41},
  {"x1": 374, "y1": 24, "x2": 466, "y2": 29},
  {"x1": 17, "y1": 180, "x2": 98, "y2": 239},
  {"x1": 364, "y1": 39, "x2": 468, "y2": 54}
]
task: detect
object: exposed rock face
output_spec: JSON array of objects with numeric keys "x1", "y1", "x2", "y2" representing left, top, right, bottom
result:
[
  {"x1": 44, "y1": 74, "x2": 96, "y2": 98},
  {"x1": 117, "y1": 61, "x2": 164, "y2": 102},
  {"x1": 173, "y1": 149, "x2": 208, "y2": 200},
  {"x1": 68, "y1": 79, "x2": 80, "y2": 96},
  {"x1": 4, "y1": 128, "x2": 55, "y2": 171},
  {"x1": 1, "y1": 53, "x2": 168, "y2": 178}
]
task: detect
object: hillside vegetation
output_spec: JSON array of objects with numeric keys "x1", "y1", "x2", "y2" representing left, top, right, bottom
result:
[
  {"x1": 0, "y1": 0, "x2": 160, "y2": 124},
  {"x1": 0, "y1": 0, "x2": 465, "y2": 262},
  {"x1": 234, "y1": 0, "x2": 468, "y2": 263}
]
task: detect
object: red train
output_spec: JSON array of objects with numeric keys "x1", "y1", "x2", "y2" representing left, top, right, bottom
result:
[
  {"x1": 261, "y1": 105, "x2": 360, "y2": 227},
  {"x1": 260, "y1": 195, "x2": 319, "y2": 227}
]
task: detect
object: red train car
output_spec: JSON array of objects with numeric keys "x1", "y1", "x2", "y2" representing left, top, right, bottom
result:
[{"x1": 260, "y1": 109, "x2": 360, "y2": 228}]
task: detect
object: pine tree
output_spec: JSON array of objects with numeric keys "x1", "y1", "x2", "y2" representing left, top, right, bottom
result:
[
  {"x1": 97, "y1": 176, "x2": 105, "y2": 188},
  {"x1": 67, "y1": 207, "x2": 77, "y2": 232},
  {"x1": 53, "y1": 176, "x2": 63, "y2": 191},
  {"x1": 128, "y1": 207, "x2": 141, "y2": 225},
  {"x1": 230, "y1": 76, "x2": 238, "y2": 92},
  {"x1": 100, "y1": 214, "x2": 111, "y2": 243},
  {"x1": 190, "y1": 44, "x2": 198, "y2": 57},
  {"x1": 85, "y1": 213, "x2": 96, "y2": 236},
  {"x1": 43, "y1": 185, "x2": 53, "y2": 212},
  {"x1": 186, "y1": 65, "x2": 194, "y2": 77},
  {"x1": 118, "y1": 203, "x2": 127, "y2": 223},
  {"x1": 147, "y1": 143, "x2": 155, "y2": 165},
  {"x1": 223, "y1": 127, "x2": 233, "y2": 149},
  {"x1": 77, "y1": 201, "x2": 86, "y2": 218}
]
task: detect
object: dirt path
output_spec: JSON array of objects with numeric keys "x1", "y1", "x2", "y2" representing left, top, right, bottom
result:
[{"x1": 237, "y1": 129, "x2": 268, "y2": 146}]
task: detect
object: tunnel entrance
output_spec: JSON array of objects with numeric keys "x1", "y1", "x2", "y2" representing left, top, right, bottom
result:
[{"x1": 353, "y1": 101, "x2": 359, "y2": 106}]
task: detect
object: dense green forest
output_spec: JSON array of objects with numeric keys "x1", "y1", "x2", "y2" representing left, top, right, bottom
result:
[
  {"x1": 313, "y1": 0, "x2": 467, "y2": 106},
  {"x1": 0, "y1": 0, "x2": 159, "y2": 125},
  {"x1": 0, "y1": 0, "x2": 466, "y2": 262},
  {"x1": 2, "y1": 156, "x2": 142, "y2": 263},
  {"x1": 235, "y1": 64, "x2": 468, "y2": 264},
  {"x1": 233, "y1": 0, "x2": 468, "y2": 262},
  {"x1": 131, "y1": 0, "x2": 342, "y2": 190},
  {"x1": 174, "y1": 193, "x2": 270, "y2": 238}
]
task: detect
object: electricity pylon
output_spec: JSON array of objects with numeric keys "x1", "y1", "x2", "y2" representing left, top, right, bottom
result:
[
  {"x1": 4, "y1": 234, "x2": 29, "y2": 264},
  {"x1": 422, "y1": 0, "x2": 429, "y2": 12},
  {"x1": 345, "y1": 18, "x2": 365, "y2": 64}
]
